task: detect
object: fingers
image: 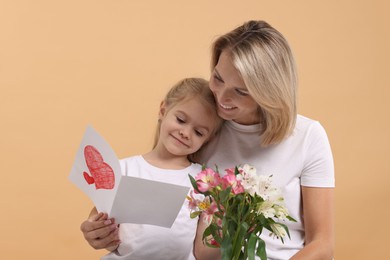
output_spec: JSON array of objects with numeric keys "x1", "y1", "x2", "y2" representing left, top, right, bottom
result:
[
  {"x1": 80, "y1": 213, "x2": 114, "y2": 234},
  {"x1": 84, "y1": 220, "x2": 118, "y2": 240},
  {"x1": 90, "y1": 228, "x2": 121, "y2": 250},
  {"x1": 93, "y1": 212, "x2": 108, "y2": 221},
  {"x1": 80, "y1": 212, "x2": 120, "y2": 250}
]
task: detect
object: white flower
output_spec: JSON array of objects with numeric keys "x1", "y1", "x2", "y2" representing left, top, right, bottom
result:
[
  {"x1": 273, "y1": 204, "x2": 289, "y2": 220},
  {"x1": 241, "y1": 164, "x2": 257, "y2": 176},
  {"x1": 255, "y1": 175, "x2": 274, "y2": 200},
  {"x1": 257, "y1": 200, "x2": 276, "y2": 218},
  {"x1": 237, "y1": 164, "x2": 259, "y2": 196},
  {"x1": 269, "y1": 223, "x2": 287, "y2": 239}
]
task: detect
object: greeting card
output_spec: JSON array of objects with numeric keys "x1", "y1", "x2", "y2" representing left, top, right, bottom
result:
[{"x1": 69, "y1": 126, "x2": 190, "y2": 227}]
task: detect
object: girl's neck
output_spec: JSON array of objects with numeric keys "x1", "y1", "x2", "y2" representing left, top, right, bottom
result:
[{"x1": 142, "y1": 149, "x2": 191, "y2": 170}]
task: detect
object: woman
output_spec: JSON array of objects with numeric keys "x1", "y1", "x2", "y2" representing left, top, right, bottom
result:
[{"x1": 194, "y1": 20, "x2": 334, "y2": 259}]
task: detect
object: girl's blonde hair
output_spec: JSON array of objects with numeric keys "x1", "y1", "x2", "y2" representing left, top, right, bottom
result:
[
  {"x1": 153, "y1": 78, "x2": 223, "y2": 162},
  {"x1": 211, "y1": 20, "x2": 297, "y2": 146}
]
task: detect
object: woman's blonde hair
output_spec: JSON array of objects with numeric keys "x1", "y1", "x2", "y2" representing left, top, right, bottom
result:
[
  {"x1": 211, "y1": 20, "x2": 297, "y2": 146},
  {"x1": 153, "y1": 78, "x2": 223, "y2": 162}
]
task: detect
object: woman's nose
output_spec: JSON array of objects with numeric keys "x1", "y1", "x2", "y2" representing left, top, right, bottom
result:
[{"x1": 218, "y1": 88, "x2": 232, "y2": 102}]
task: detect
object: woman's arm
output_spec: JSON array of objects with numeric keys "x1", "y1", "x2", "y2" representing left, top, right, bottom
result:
[
  {"x1": 193, "y1": 214, "x2": 221, "y2": 260},
  {"x1": 80, "y1": 207, "x2": 121, "y2": 251},
  {"x1": 291, "y1": 187, "x2": 334, "y2": 259}
]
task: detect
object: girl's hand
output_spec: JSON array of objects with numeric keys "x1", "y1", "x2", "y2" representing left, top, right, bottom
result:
[{"x1": 80, "y1": 211, "x2": 121, "y2": 251}]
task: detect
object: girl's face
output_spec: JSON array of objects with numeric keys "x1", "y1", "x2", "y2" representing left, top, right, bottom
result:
[
  {"x1": 157, "y1": 98, "x2": 215, "y2": 158},
  {"x1": 209, "y1": 50, "x2": 260, "y2": 125}
]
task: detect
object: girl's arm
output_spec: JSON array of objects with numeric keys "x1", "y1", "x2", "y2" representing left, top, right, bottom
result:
[
  {"x1": 291, "y1": 187, "x2": 335, "y2": 259},
  {"x1": 80, "y1": 207, "x2": 121, "y2": 251}
]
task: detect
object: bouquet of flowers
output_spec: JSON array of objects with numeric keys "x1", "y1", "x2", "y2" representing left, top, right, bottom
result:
[{"x1": 187, "y1": 164, "x2": 296, "y2": 260}]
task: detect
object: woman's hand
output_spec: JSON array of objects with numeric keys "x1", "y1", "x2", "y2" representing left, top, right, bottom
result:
[
  {"x1": 193, "y1": 213, "x2": 221, "y2": 260},
  {"x1": 80, "y1": 208, "x2": 121, "y2": 251}
]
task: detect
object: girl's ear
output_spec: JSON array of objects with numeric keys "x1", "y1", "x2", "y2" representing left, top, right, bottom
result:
[{"x1": 159, "y1": 101, "x2": 166, "y2": 120}]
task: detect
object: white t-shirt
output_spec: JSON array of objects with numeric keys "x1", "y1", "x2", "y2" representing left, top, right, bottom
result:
[
  {"x1": 199, "y1": 115, "x2": 335, "y2": 260},
  {"x1": 101, "y1": 155, "x2": 201, "y2": 260}
]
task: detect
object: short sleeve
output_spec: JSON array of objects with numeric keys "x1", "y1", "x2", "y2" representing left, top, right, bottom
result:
[{"x1": 301, "y1": 121, "x2": 335, "y2": 187}]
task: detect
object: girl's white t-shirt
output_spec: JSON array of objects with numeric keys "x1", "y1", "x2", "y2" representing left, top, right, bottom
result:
[{"x1": 101, "y1": 155, "x2": 200, "y2": 260}]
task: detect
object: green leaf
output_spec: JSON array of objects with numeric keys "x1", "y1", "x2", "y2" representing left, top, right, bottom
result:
[
  {"x1": 203, "y1": 226, "x2": 212, "y2": 240},
  {"x1": 219, "y1": 186, "x2": 232, "y2": 202},
  {"x1": 256, "y1": 238, "x2": 267, "y2": 260},
  {"x1": 247, "y1": 233, "x2": 258, "y2": 260},
  {"x1": 188, "y1": 174, "x2": 201, "y2": 193},
  {"x1": 231, "y1": 222, "x2": 248, "y2": 258},
  {"x1": 209, "y1": 224, "x2": 223, "y2": 245},
  {"x1": 287, "y1": 215, "x2": 297, "y2": 222},
  {"x1": 234, "y1": 166, "x2": 240, "y2": 175},
  {"x1": 221, "y1": 236, "x2": 233, "y2": 260},
  {"x1": 190, "y1": 211, "x2": 201, "y2": 219}
]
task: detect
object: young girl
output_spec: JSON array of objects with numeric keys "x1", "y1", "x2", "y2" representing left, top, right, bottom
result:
[{"x1": 80, "y1": 78, "x2": 223, "y2": 260}]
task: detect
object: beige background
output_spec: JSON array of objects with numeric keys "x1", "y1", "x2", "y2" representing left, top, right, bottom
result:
[{"x1": 1, "y1": 0, "x2": 389, "y2": 259}]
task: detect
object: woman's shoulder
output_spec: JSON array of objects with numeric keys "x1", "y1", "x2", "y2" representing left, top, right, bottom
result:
[
  {"x1": 295, "y1": 114, "x2": 327, "y2": 134},
  {"x1": 296, "y1": 114, "x2": 318, "y2": 126},
  {"x1": 294, "y1": 114, "x2": 332, "y2": 150}
]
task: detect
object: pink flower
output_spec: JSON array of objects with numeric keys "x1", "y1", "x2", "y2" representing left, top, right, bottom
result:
[
  {"x1": 186, "y1": 190, "x2": 199, "y2": 211},
  {"x1": 200, "y1": 198, "x2": 219, "y2": 226},
  {"x1": 195, "y1": 168, "x2": 222, "y2": 193},
  {"x1": 222, "y1": 168, "x2": 245, "y2": 194},
  {"x1": 208, "y1": 237, "x2": 220, "y2": 247}
]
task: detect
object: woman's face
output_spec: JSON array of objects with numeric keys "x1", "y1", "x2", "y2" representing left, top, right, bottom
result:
[{"x1": 209, "y1": 50, "x2": 261, "y2": 125}]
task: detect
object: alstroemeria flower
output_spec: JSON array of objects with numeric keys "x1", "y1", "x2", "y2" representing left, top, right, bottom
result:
[
  {"x1": 186, "y1": 190, "x2": 200, "y2": 211},
  {"x1": 241, "y1": 164, "x2": 257, "y2": 176},
  {"x1": 222, "y1": 169, "x2": 244, "y2": 194},
  {"x1": 256, "y1": 200, "x2": 276, "y2": 218},
  {"x1": 269, "y1": 223, "x2": 287, "y2": 239},
  {"x1": 256, "y1": 175, "x2": 275, "y2": 200},
  {"x1": 273, "y1": 204, "x2": 290, "y2": 220},
  {"x1": 236, "y1": 165, "x2": 259, "y2": 196},
  {"x1": 209, "y1": 238, "x2": 220, "y2": 247},
  {"x1": 195, "y1": 168, "x2": 222, "y2": 193},
  {"x1": 199, "y1": 197, "x2": 219, "y2": 226}
]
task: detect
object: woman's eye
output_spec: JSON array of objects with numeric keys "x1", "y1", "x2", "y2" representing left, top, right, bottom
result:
[
  {"x1": 235, "y1": 89, "x2": 249, "y2": 96},
  {"x1": 213, "y1": 74, "x2": 223, "y2": 83}
]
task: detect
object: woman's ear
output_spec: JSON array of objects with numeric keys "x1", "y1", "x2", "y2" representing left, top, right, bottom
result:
[{"x1": 159, "y1": 101, "x2": 166, "y2": 120}]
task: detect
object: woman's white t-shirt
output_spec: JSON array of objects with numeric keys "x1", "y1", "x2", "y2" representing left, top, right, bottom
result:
[{"x1": 199, "y1": 115, "x2": 335, "y2": 260}]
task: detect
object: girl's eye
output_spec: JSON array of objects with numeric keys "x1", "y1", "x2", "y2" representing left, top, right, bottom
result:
[
  {"x1": 195, "y1": 130, "x2": 204, "y2": 137},
  {"x1": 176, "y1": 117, "x2": 185, "y2": 123}
]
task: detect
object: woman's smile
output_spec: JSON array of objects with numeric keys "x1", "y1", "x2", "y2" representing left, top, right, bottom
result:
[{"x1": 219, "y1": 102, "x2": 237, "y2": 110}]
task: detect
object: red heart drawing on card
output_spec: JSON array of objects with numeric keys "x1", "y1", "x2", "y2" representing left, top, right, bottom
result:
[{"x1": 83, "y1": 145, "x2": 115, "y2": 189}]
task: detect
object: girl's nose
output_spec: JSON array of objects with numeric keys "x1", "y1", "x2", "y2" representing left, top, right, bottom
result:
[{"x1": 179, "y1": 128, "x2": 190, "y2": 139}]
